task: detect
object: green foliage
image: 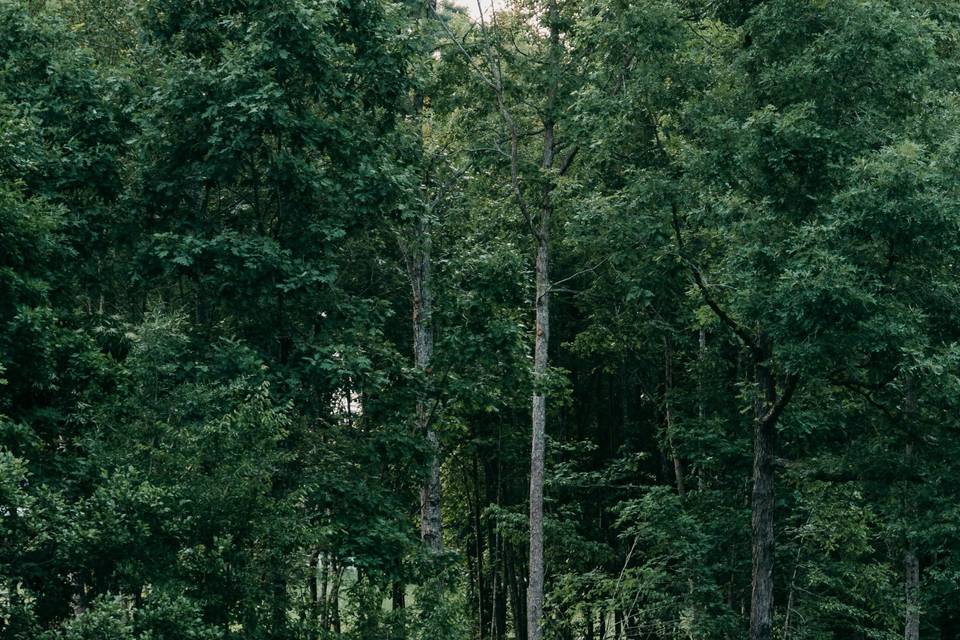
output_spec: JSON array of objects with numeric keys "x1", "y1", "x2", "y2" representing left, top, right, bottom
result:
[{"x1": 4, "y1": 1, "x2": 960, "y2": 639}]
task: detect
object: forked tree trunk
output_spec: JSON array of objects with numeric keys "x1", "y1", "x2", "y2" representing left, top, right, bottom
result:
[{"x1": 673, "y1": 208, "x2": 795, "y2": 640}]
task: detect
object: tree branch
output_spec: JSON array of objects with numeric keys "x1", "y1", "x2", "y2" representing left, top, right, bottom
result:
[
  {"x1": 670, "y1": 202, "x2": 757, "y2": 351},
  {"x1": 558, "y1": 145, "x2": 579, "y2": 176},
  {"x1": 761, "y1": 373, "x2": 799, "y2": 427}
]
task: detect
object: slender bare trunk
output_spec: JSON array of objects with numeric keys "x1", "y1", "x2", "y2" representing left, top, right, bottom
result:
[
  {"x1": 527, "y1": 201, "x2": 550, "y2": 640},
  {"x1": 697, "y1": 328, "x2": 706, "y2": 491},
  {"x1": 308, "y1": 549, "x2": 319, "y2": 632},
  {"x1": 905, "y1": 548, "x2": 920, "y2": 640},
  {"x1": 783, "y1": 543, "x2": 802, "y2": 640},
  {"x1": 319, "y1": 552, "x2": 330, "y2": 633},
  {"x1": 527, "y1": 4, "x2": 559, "y2": 639},
  {"x1": 412, "y1": 214, "x2": 440, "y2": 550},
  {"x1": 330, "y1": 563, "x2": 343, "y2": 635},
  {"x1": 472, "y1": 458, "x2": 488, "y2": 634},
  {"x1": 664, "y1": 336, "x2": 685, "y2": 496},
  {"x1": 506, "y1": 544, "x2": 527, "y2": 640},
  {"x1": 411, "y1": 0, "x2": 441, "y2": 554},
  {"x1": 904, "y1": 379, "x2": 919, "y2": 640}
]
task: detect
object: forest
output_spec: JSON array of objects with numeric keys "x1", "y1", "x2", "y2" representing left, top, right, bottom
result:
[{"x1": 3, "y1": 0, "x2": 960, "y2": 638}]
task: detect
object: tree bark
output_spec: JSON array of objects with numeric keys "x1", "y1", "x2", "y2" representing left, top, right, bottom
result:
[
  {"x1": 412, "y1": 215, "x2": 441, "y2": 551},
  {"x1": 319, "y1": 553, "x2": 330, "y2": 633},
  {"x1": 750, "y1": 362, "x2": 787, "y2": 640},
  {"x1": 750, "y1": 414, "x2": 775, "y2": 640},
  {"x1": 330, "y1": 562, "x2": 343, "y2": 635},
  {"x1": 408, "y1": 0, "x2": 442, "y2": 556},
  {"x1": 505, "y1": 543, "x2": 527, "y2": 640},
  {"x1": 664, "y1": 336, "x2": 685, "y2": 496},
  {"x1": 527, "y1": 5, "x2": 561, "y2": 639},
  {"x1": 527, "y1": 198, "x2": 549, "y2": 640},
  {"x1": 783, "y1": 541, "x2": 802, "y2": 640},
  {"x1": 308, "y1": 549, "x2": 319, "y2": 633},
  {"x1": 697, "y1": 328, "x2": 706, "y2": 491},
  {"x1": 471, "y1": 458, "x2": 489, "y2": 635},
  {"x1": 484, "y1": 456, "x2": 507, "y2": 640},
  {"x1": 673, "y1": 204, "x2": 796, "y2": 640},
  {"x1": 904, "y1": 380, "x2": 920, "y2": 640},
  {"x1": 905, "y1": 548, "x2": 920, "y2": 640}
]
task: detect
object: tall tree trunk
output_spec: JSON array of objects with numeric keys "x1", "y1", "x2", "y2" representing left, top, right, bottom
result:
[
  {"x1": 507, "y1": 544, "x2": 528, "y2": 640},
  {"x1": 675, "y1": 205, "x2": 794, "y2": 640},
  {"x1": 527, "y1": 5, "x2": 561, "y2": 638},
  {"x1": 330, "y1": 562, "x2": 343, "y2": 635},
  {"x1": 472, "y1": 458, "x2": 489, "y2": 636},
  {"x1": 904, "y1": 379, "x2": 920, "y2": 640},
  {"x1": 526, "y1": 219, "x2": 550, "y2": 634},
  {"x1": 664, "y1": 336, "x2": 685, "y2": 496},
  {"x1": 904, "y1": 548, "x2": 920, "y2": 640},
  {"x1": 270, "y1": 566, "x2": 287, "y2": 636},
  {"x1": 527, "y1": 114, "x2": 552, "y2": 640},
  {"x1": 750, "y1": 362, "x2": 779, "y2": 640},
  {"x1": 697, "y1": 328, "x2": 706, "y2": 491},
  {"x1": 485, "y1": 456, "x2": 507, "y2": 640},
  {"x1": 409, "y1": 0, "x2": 441, "y2": 555},
  {"x1": 750, "y1": 415, "x2": 775, "y2": 640},
  {"x1": 319, "y1": 553, "x2": 330, "y2": 633},
  {"x1": 783, "y1": 539, "x2": 804, "y2": 640},
  {"x1": 308, "y1": 549, "x2": 319, "y2": 633},
  {"x1": 412, "y1": 216, "x2": 440, "y2": 550}
]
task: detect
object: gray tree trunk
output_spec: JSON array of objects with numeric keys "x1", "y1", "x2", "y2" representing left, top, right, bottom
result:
[
  {"x1": 527, "y1": 13, "x2": 560, "y2": 640},
  {"x1": 412, "y1": 0, "x2": 441, "y2": 553},
  {"x1": 905, "y1": 548, "x2": 920, "y2": 640},
  {"x1": 527, "y1": 9, "x2": 558, "y2": 630},
  {"x1": 904, "y1": 380, "x2": 919, "y2": 640},
  {"x1": 411, "y1": 213, "x2": 441, "y2": 550},
  {"x1": 664, "y1": 336, "x2": 685, "y2": 496},
  {"x1": 527, "y1": 157, "x2": 550, "y2": 640}
]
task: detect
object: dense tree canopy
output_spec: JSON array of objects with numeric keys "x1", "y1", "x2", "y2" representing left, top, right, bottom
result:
[{"x1": 3, "y1": 1, "x2": 960, "y2": 639}]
